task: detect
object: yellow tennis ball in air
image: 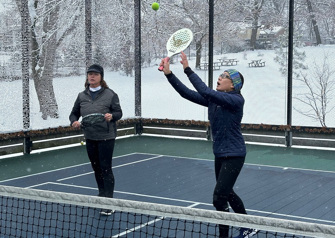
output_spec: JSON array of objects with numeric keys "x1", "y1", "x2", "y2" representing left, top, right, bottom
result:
[
  {"x1": 152, "y1": 2, "x2": 159, "y2": 11},
  {"x1": 80, "y1": 141, "x2": 84, "y2": 145}
]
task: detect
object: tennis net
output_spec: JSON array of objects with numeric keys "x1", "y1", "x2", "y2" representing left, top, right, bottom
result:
[{"x1": 0, "y1": 185, "x2": 334, "y2": 238}]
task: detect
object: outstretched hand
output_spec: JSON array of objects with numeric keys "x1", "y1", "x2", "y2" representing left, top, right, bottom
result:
[
  {"x1": 180, "y1": 51, "x2": 189, "y2": 69},
  {"x1": 159, "y1": 51, "x2": 189, "y2": 74}
]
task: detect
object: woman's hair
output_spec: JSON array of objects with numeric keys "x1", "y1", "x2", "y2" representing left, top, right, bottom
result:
[{"x1": 84, "y1": 76, "x2": 109, "y2": 89}]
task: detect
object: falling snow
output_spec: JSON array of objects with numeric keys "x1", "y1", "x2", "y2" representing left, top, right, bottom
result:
[{"x1": 1, "y1": 46, "x2": 335, "y2": 133}]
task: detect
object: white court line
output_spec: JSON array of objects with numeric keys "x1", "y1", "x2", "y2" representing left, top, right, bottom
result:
[
  {"x1": 30, "y1": 181, "x2": 335, "y2": 226},
  {"x1": 112, "y1": 202, "x2": 202, "y2": 238},
  {"x1": 26, "y1": 182, "x2": 50, "y2": 189},
  {"x1": 0, "y1": 135, "x2": 134, "y2": 160},
  {"x1": 3, "y1": 152, "x2": 334, "y2": 192},
  {"x1": 140, "y1": 133, "x2": 208, "y2": 141},
  {"x1": 134, "y1": 152, "x2": 335, "y2": 174},
  {"x1": 2, "y1": 151, "x2": 333, "y2": 184},
  {"x1": 2, "y1": 153, "x2": 335, "y2": 226},
  {"x1": 48, "y1": 182, "x2": 210, "y2": 205},
  {"x1": 244, "y1": 162, "x2": 335, "y2": 174},
  {"x1": 0, "y1": 153, "x2": 138, "y2": 183},
  {"x1": 112, "y1": 216, "x2": 163, "y2": 237},
  {"x1": 57, "y1": 155, "x2": 163, "y2": 181},
  {"x1": 56, "y1": 171, "x2": 94, "y2": 181},
  {"x1": 143, "y1": 126, "x2": 206, "y2": 132},
  {"x1": 2, "y1": 134, "x2": 335, "y2": 161},
  {"x1": 245, "y1": 141, "x2": 286, "y2": 147}
]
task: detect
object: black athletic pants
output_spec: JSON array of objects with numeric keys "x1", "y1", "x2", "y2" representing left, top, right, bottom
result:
[
  {"x1": 86, "y1": 139, "x2": 115, "y2": 198},
  {"x1": 213, "y1": 156, "x2": 247, "y2": 238}
]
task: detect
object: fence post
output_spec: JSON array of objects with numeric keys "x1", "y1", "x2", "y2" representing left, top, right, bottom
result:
[
  {"x1": 206, "y1": 126, "x2": 212, "y2": 141},
  {"x1": 286, "y1": 0, "x2": 294, "y2": 147},
  {"x1": 20, "y1": 0, "x2": 31, "y2": 154},
  {"x1": 135, "y1": 118, "x2": 143, "y2": 135},
  {"x1": 285, "y1": 130, "x2": 292, "y2": 147},
  {"x1": 23, "y1": 132, "x2": 32, "y2": 154},
  {"x1": 85, "y1": 0, "x2": 92, "y2": 68},
  {"x1": 134, "y1": 0, "x2": 141, "y2": 118}
]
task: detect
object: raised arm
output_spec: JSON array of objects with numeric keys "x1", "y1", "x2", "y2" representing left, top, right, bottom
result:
[
  {"x1": 176, "y1": 52, "x2": 244, "y2": 108},
  {"x1": 188, "y1": 72, "x2": 243, "y2": 109},
  {"x1": 166, "y1": 73, "x2": 208, "y2": 107},
  {"x1": 159, "y1": 55, "x2": 208, "y2": 107}
]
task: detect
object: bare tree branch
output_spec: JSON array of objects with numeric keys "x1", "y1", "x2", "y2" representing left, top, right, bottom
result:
[{"x1": 294, "y1": 54, "x2": 335, "y2": 127}]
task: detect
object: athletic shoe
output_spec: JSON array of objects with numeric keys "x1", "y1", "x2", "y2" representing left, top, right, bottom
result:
[
  {"x1": 234, "y1": 228, "x2": 258, "y2": 238},
  {"x1": 100, "y1": 210, "x2": 114, "y2": 216}
]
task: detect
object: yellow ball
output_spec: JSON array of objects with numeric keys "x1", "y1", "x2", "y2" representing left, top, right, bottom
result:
[
  {"x1": 80, "y1": 141, "x2": 84, "y2": 145},
  {"x1": 152, "y1": 2, "x2": 159, "y2": 11}
]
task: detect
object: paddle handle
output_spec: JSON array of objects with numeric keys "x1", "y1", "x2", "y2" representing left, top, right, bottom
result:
[{"x1": 158, "y1": 57, "x2": 170, "y2": 71}]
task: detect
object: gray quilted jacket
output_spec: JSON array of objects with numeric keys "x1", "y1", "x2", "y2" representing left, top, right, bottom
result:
[{"x1": 69, "y1": 87, "x2": 122, "y2": 140}]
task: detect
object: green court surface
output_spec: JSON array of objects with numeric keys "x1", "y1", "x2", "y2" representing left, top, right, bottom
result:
[{"x1": 0, "y1": 136, "x2": 334, "y2": 181}]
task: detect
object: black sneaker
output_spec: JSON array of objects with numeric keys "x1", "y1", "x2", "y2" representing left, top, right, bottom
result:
[
  {"x1": 234, "y1": 228, "x2": 258, "y2": 238},
  {"x1": 100, "y1": 210, "x2": 114, "y2": 216}
]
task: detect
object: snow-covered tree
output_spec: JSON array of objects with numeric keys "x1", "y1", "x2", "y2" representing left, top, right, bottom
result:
[
  {"x1": 15, "y1": 0, "x2": 82, "y2": 120},
  {"x1": 274, "y1": 30, "x2": 308, "y2": 80},
  {"x1": 294, "y1": 54, "x2": 335, "y2": 127},
  {"x1": 234, "y1": 0, "x2": 266, "y2": 50}
]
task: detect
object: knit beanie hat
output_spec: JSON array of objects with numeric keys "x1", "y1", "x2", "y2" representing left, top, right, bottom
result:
[{"x1": 224, "y1": 69, "x2": 243, "y2": 91}]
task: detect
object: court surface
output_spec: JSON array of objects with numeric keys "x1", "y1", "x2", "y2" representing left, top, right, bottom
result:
[{"x1": 1, "y1": 148, "x2": 334, "y2": 229}]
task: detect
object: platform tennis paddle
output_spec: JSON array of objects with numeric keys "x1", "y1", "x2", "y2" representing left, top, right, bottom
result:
[
  {"x1": 81, "y1": 113, "x2": 106, "y2": 128},
  {"x1": 158, "y1": 28, "x2": 193, "y2": 71}
]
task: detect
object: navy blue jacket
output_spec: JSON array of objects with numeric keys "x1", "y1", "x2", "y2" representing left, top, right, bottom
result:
[{"x1": 165, "y1": 67, "x2": 246, "y2": 158}]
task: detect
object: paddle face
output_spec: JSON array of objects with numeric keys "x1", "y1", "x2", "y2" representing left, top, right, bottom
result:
[
  {"x1": 166, "y1": 28, "x2": 193, "y2": 57},
  {"x1": 81, "y1": 113, "x2": 105, "y2": 128},
  {"x1": 158, "y1": 28, "x2": 193, "y2": 71}
]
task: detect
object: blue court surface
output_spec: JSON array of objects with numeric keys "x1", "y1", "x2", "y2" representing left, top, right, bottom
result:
[{"x1": 1, "y1": 152, "x2": 334, "y2": 229}]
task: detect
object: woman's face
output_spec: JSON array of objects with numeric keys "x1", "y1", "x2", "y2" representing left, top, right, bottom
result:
[
  {"x1": 216, "y1": 73, "x2": 234, "y2": 92},
  {"x1": 87, "y1": 72, "x2": 102, "y2": 88}
]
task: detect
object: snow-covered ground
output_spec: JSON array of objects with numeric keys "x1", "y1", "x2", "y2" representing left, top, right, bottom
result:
[{"x1": 1, "y1": 46, "x2": 335, "y2": 133}]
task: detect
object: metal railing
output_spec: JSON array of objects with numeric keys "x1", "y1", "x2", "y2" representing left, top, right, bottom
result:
[{"x1": 1, "y1": 118, "x2": 335, "y2": 156}]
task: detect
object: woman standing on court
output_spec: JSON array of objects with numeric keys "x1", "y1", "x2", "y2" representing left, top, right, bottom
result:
[
  {"x1": 159, "y1": 52, "x2": 257, "y2": 238},
  {"x1": 69, "y1": 64, "x2": 122, "y2": 215}
]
